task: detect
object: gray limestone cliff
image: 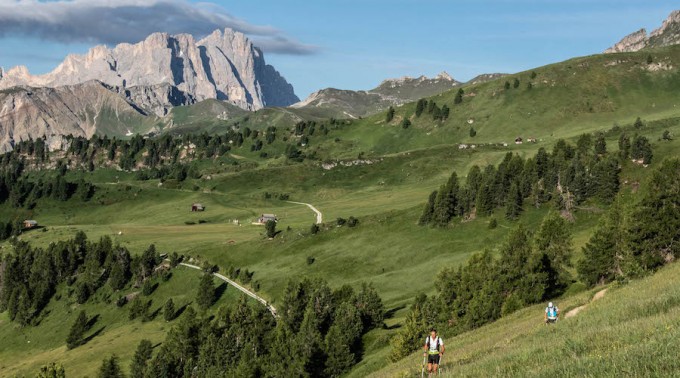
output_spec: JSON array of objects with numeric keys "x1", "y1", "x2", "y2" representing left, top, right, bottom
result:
[
  {"x1": 0, "y1": 29, "x2": 299, "y2": 116},
  {"x1": 605, "y1": 10, "x2": 680, "y2": 53}
]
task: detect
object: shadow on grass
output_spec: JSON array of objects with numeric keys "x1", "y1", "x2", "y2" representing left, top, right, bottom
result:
[
  {"x1": 214, "y1": 283, "x2": 228, "y2": 303},
  {"x1": 81, "y1": 326, "x2": 106, "y2": 346},
  {"x1": 174, "y1": 302, "x2": 192, "y2": 319},
  {"x1": 384, "y1": 305, "x2": 406, "y2": 319},
  {"x1": 86, "y1": 314, "x2": 100, "y2": 329}
]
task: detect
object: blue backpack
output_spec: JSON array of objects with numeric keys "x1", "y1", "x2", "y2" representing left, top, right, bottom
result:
[{"x1": 547, "y1": 306, "x2": 558, "y2": 318}]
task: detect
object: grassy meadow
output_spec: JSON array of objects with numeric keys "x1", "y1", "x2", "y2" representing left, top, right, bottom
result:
[{"x1": 0, "y1": 46, "x2": 679, "y2": 376}]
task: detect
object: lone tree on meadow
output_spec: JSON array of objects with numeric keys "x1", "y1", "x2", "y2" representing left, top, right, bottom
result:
[
  {"x1": 66, "y1": 310, "x2": 88, "y2": 350},
  {"x1": 385, "y1": 106, "x2": 395, "y2": 122},
  {"x1": 265, "y1": 219, "x2": 277, "y2": 238},
  {"x1": 163, "y1": 298, "x2": 176, "y2": 321}
]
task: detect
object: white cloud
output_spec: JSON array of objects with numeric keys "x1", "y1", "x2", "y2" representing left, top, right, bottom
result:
[{"x1": 0, "y1": 0, "x2": 318, "y2": 55}]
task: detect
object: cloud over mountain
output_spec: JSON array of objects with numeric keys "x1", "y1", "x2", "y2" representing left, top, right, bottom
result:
[{"x1": 0, "y1": 0, "x2": 317, "y2": 55}]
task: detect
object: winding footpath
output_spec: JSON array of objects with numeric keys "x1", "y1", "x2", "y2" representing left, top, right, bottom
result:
[
  {"x1": 178, "y1": 262, "x2": 278, "y2": 318},
  {"x1": 287, "y1": 201, "x2": 323, "y2": 224},
  {"x1": 565, "y1": 289, "x2": 608, "y2": 319}
]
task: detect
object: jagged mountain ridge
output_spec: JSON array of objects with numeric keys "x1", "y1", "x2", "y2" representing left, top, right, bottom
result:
[
  {"x1": 605, "y1": 10, "x2": 680, "y2": 53},
  {"x1": 0, "y1": 29, "x2": 299, "y2": 116}
]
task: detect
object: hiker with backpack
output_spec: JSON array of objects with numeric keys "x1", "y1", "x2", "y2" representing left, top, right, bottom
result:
[
  {"x1": 545, "y1": 302, "x2": 559, "y2": 324},
  {"x1": 423, "y1": 328, "x2": 445, "y2": 376}
]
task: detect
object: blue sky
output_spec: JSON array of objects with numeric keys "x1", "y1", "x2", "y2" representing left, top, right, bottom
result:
[{"x1": 0, "y1": 1, "x2": 677, "y2": 99}]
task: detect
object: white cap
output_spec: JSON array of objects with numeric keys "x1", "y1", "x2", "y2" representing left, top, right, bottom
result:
[{"x1": 548, "y1": 302, "x2": 553, "y2": 307}]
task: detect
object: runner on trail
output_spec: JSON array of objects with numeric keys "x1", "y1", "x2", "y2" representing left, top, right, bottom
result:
[
  {"x1": 423, "y1": 328, "x2": 445, "y2": 376},
  {"x1": 545, "y1": 302, "x2": 559, "y2": 324}
]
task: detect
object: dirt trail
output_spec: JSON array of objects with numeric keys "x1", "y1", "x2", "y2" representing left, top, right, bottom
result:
[
  {"x1": 565, "y1": 288, "x2": 608, "y2": 319},
  {"x1": 286, "y1": 201, "x2": 323, "y2": 224},
  {"x1": 178, "y1": 262, "x2": 278, "y2": 318}
]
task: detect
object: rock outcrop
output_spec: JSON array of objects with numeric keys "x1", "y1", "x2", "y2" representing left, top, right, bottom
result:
[
  {"x1": 0, "y1": 81, "x2": 153, "y2": 153},
  {"x1": 605, "y1": 10, "x2": 680, "y2": 53},
  {"x1": 0, "y1": 29, "x2": 299, "y2": 116}
]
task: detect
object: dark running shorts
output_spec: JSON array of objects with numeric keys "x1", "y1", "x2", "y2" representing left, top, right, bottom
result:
[
  {"x1": 428, "y1": 354, "x2": 441, "y2": 364},
  {"x1": 546, "y1": 318, "x2": 557, "y2": 324}
]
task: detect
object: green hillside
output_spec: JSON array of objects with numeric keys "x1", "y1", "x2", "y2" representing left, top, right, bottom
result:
[
  {"x1": 0, "y1": 46, "x2": 679, "y2": 376},
  {"x1": 369, "y1": 260, "x2": 680, "y2": 377}
]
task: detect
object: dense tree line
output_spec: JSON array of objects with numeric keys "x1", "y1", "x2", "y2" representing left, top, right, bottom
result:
[
  {"x1": 419, "y1": 135, "x2": 625, "y2": 227},
  {"x1": 8, "y1": 120, "x2": 344, "y2": 178},
  {"x1": 112, "y1": 278, "x2": 385, "y2": 378},
  {"x1": 0, "y1": 232, "x2": 161, "y2": 326},
  {"x1": 392, "y1": 213, "x2": 573, "y2": 360},
  {"x1": 578, "y1": 158, "x2": 680, "y2": 285},
  {"x1": 0, "y1": 153, "x2": 95, "y2": 209}
]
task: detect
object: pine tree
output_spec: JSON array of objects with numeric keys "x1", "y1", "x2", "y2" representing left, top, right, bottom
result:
[
  {"x1": 594, "y1": 133, "x2": 607, "y2": 155},
  {"x1": 109, "y1": 262, "x2": 127, "y2": 291},
  {"x1": 578, "y1": 199, "x2": 627, "y2": 286},
  {"x1": 454, "y1": 88, "x2": 464, "y2": 104},
  {"x1": 196, "y1": 274, "x2": 215, "y2": 310},
  {"x1": 401, "y1": 118, "x2": 411, "y2": 129},
  {"x1": 505, "y1": 182, "x2": 523, "y2": 220},
  {"x1": 634, "y1": 117, "x2": 644, "y2": 129},
  {"x1": 296, "y1": 305, "x2": 325, "y2": 376},
  {"x1": 591, "y1": 156, "x2": 620, "y2": 203},
  {"x1": 476, "y1": 177, "x2": 495, "y2": 216},
  {"x1": 355, "y1": 282, "x2": 385, "y2": 331},
  {"x1": 129, "y1": 339, "x2": 153, "y2": 378},
  {"x1": 389, "y1": 303, "x2": 424, "y2": 361},
  {"x1": 627, "y1": 159, "x2": 680, "y2": 273},
  {"x1": 513, "y1": 78, "x2": 520, "y2": 88},
  {"x1": 163, "y1": 298, "x2": 176, "y2": 321},
  {"x1": 36, "y1": 363, "x2": 66, "y2": 378},
  {"x1": 98, "y1": 355, "x2": 124, "y2": 378},
  {"x1": 324, "y1": 324, "x2": 355, "y2": 377},
  {"x1": 431, "y1": 172, "x2": 459, "y2": 226},
  {"x1": 265, "y1": 220, "x2": 277, "y2": 238},
  {"x1": 415, "y1": 99, "x2": 426, "y2": 117},
  {"x1": 618, "y1": 133, "x2": 631, "y2": 159},
  {"x1": 418, "y1": 190, "x2": 438, "y2": 225},
  {"x1": 385, "y1": 106, "x2": 395, "y2": 122},
  {"x1": 66, "y1": 310, "x2": 88, "y2": 349},
  {"x1": 504, "y1": 81, "x2": 511, "y2": 90}
]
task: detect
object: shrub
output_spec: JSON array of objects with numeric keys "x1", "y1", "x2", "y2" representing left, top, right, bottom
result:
[
  {"x1": 489, "y1": 218, "x2": 498, "y2": 229},
  {"x1": 347, "y1": 216, "x2": 359, "y2": 227},
  {"x1": 307, "y1": 256, "x2": 315, "y2": 265},
  {"x1": 336, "y1": 217, "x2": 347, "y2": 226}
]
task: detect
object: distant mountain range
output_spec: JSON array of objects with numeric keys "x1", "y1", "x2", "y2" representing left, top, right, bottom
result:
[
  {"x1": 292, "y1": 72, "x2": 505, "y2": 119},
  {"x1": 605, "y1": 10, "x2": 680, "y2": 53}
]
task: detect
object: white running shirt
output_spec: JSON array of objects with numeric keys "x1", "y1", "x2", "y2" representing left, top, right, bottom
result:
[{"x1": 425, "y1": 336, "x2": 444, "y2": 353}]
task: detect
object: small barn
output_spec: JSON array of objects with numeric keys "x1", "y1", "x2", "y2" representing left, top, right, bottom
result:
[
  {"x1": 23, "y1": 220, "x2": 38, "y2": 229},
  {"x1": 191, "y1": 203, "x2": 205, "y2": 212},
  {"x1": 256, "y1": 214, "x2": 278, "y2": 224}
]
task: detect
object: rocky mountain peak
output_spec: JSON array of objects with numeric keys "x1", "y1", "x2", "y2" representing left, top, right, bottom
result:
[
  {"x1": 0, "y1": 28, "x2": 298, "y2": 115},
  {"x1": 605, "y1": 10, "x2": 680, "y2": 53},
  {"x1": 436, "y1": 71, "x2": 454, "y2": 81}
]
